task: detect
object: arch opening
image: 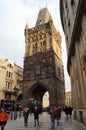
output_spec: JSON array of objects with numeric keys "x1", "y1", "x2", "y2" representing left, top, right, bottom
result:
[
  {"x1": 42, "y1": 91, "x2": 49, "y2": 108},
  {"x1": 28, "y1": 82, "x2": 50, "y2": 107}
]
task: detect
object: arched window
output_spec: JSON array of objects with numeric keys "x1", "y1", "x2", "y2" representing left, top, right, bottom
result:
[
  {"x1": 36, "y1": 65, "x2": 40, "y2": 75},
  {"x1": 43, "y1": 41, "x2": 46, "y2": 51},
  {"x1": 33, "y1": 44, "x2": 35, "y2": 54},
  {"x1": 35, "y1": 43, "x2": 38, "y2": 53}
]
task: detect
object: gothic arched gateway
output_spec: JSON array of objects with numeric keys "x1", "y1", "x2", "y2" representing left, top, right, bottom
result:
[
  {"x1": 27, "y1": 82, "x2": 49, "y2": 103},
  {"x1": 23, "y1": 80, "x2": 58, "y2": 107}
]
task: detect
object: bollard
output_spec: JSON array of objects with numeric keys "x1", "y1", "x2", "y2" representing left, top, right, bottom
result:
[
  {"x1": 11, "y1": 111, "x2": 13, "y2": 120},
  {"x1": 14, "y1": 107, "x2": 17, "y2": 120},
  {"x1": 19, "y1": 111, "x2": 21, "y2": 117}
]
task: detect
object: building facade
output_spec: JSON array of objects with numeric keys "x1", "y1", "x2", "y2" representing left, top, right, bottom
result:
[
  {"x1": 65, "y1": 91, "x2": 72, "y2": 107},
  {"x1": 60, "y1": 0, "x2": 86, "y2": 125},
  {"x1": 0, "y1": 57, "x2": 23, "y2": 110},
  {"x1": 23, "y1": 7, "x2": 65, "y2": 107}
]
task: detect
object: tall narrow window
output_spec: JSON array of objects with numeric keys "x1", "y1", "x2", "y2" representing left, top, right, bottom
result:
[
  {"x1": 39, "y1": 19, "x2": 42, "y2": 25},
  {"x1": 35, "y1": 43, "x2": 38, "y2": 53},
  {"x1": 43, "y1": 41, "x2": 46, "y2": 51},
  {"x1": 40, "y1": 42, "x2": 42, "y2": 52},
  {"x1": 68, "y1": 19, "x2": 71, "y2": 35},
  {"x1": 58, "y1": 67, "x2": 60, "y2": 77},
  {"x1": 36, "y1": 65, "x2": 40, "y2": 75},
  {"x1": 6, "y1": 71, "x2": 8, "y2": 77},
  {"x1": 33, "y1": 44, "x2": 35, "y2": 54}
]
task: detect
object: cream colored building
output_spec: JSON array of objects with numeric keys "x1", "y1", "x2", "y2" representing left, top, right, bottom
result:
[
  {"x1": 0, "y1": 57, "x2": 23, "y2": 110},
  {"x1": 65, "y1": 91, "x2": 72, "y2": 107},
  {"x1": 60, "y1": 0, "x2": 86, "y2": 126}
]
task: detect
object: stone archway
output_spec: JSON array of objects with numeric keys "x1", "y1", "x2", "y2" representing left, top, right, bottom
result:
[
  {"x1": 25, "y1": 81, "x2": 50, "y2": 107},
  {"x1": 22, "y1": 77, "x2": 63, "y2": 107},
  {"x1": 23, "y1": 80, "x2": 57, "y2": 106},
  {"x1": 23, "y1": 78, "x2": 60, "y2": 106}
]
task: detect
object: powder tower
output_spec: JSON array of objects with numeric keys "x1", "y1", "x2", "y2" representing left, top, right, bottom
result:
[{"x1": 23, "y1": 8, "x2": 65, "y2": 107}]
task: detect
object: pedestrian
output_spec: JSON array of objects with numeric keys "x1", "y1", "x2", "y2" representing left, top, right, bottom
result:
[
  {"x1": 48, "y1": 106, "x2": 55, "y2": 129},
  {"x1": 64, "y1": 105, "x2": 69, "y2": 120},
  {"x1": 54, "y1": 106, "x2": 61, "y2": 126},
  {"x1": 23, "y1": 106, "x2": 29, "y2": 127},
  {"x1": 33, "y1": 106, "x2": 40, "y2": 126},
  {"x1": 0, "y1": 108, "x2": 8, "y2": 130},
  {"x1": 68, "y1": 106, "x2": 73, "y2": 118},
  {"x1": 58, "y1": 106, "x2": 61, "y2": 119}
]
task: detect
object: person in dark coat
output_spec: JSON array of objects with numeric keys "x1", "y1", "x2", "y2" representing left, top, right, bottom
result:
[
  {"x1": 33, "y1": 106, "x2": 40, "y2": 126},
  {"x1": 68, "y1": 106, "x2": 73, "y2": 118},
  {"x1": 23, "y1": 106, "x2": 29, "y2": 127},
  {"x1": 64, "y1": 105, "x2": 69, "y2": 120},
  {"x1": 54, "y1": 106, "x2": 61, "y2": 126},
  {"x1": 48, "y1": 106, "x2": 56, "y2": 129}
]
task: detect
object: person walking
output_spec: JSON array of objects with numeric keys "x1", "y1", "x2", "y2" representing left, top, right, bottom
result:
[
  {"x1": 0, "y1": 108, "x2": 8, "y2": 130},
  {"x1": 68, "y1": 106, "x2": 73, "y2": 118},
  {"x1": 48, "y1": 106, "x2": 55, "y2": 129},
  {"x1": 64, "y1": 105, "x2": 69, "y2": 120},
  {"x1": 23, "y1": 106, "x2": 29, "y2": 127},
  {"x1": 33, "y1": 106, "x2": 40, "y2": 127},
  {"x1": 54, "y1": 106, "x2": 61, "y2": 126}
]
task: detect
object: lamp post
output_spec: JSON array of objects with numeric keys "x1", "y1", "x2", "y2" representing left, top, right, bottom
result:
[{"x1": 14, "y1": 86, "x2": 19, "y2": 120}]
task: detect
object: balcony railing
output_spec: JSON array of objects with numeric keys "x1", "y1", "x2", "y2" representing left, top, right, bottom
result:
[{"x1": 3, "y1": 87, "x2": 14, "y2": 93}]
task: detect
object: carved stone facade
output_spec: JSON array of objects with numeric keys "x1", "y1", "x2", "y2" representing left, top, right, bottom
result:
[
  {"x1": 23, "y1": 8, "x2": 65, "y2": 107},
  {"x1": 60, "y1": 0, "x2": 86, "y2": 126}
]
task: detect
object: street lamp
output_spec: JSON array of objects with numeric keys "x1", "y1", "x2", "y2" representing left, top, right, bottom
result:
[{"x1": 14, "y1": 86, "x2": 19, "y2": 120}]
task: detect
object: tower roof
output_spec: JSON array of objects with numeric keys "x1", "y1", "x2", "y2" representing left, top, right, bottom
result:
[{"x1": 35, "y1": 7, "x2": 52, "y2": 27}]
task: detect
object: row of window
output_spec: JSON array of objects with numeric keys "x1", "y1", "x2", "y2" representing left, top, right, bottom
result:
[
  {"x1": 7, "y1": 63, "x2": 13, "y2": 69},
  {"x1": 29, "y1": 33, "x2": 47, "y2": 42},
  {"x1": 5, "y1": 81, "x2": 22, "y2": 90},
  {"x1": 33, "y1": 41, "x2": 46, "y2": 54},
  {"x1": 24, "y1": 66, "x2": 62, "y2": 80},
  {"x1": 6, "y1": 81, "x2": 12, "y2": 89}
]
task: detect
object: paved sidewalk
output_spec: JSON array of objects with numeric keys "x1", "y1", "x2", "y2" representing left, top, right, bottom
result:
[{"x1": 4, "y1": 112, "x2": 86, "y2": 130}]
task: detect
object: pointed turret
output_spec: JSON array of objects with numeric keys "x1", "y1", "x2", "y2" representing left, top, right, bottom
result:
[
  {"x1": 25, "y1": 21, "x2": 28, "y2": 29},
  {"x1": 35, "y1": 7, "x2": 53, "y2": 26},
  {"x1": 25, "y1": 21, "x2": 29, "y2": 36}
]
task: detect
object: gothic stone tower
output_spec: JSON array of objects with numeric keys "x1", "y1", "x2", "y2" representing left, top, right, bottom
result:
[{"x1": 23, "y1": 8, "x2": 65, "y2": 107}]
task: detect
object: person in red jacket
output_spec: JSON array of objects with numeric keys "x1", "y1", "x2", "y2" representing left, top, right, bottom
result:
[{"x1": 0, "y1": 108, "x2": 8, "y2": 130}]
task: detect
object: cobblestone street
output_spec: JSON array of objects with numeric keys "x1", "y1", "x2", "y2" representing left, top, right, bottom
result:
[{"x1": 5, "y1": 112, "x2": 86, "y2": 130}]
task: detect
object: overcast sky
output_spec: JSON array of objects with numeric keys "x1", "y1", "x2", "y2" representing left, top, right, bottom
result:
[{"x1": 0, "y1": 0, "x2": 71, "y2": 91}]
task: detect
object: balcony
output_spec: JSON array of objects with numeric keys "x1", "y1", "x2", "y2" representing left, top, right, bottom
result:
[{"x1": 3, "y1": 87, "x2": 14, "y2": 94}]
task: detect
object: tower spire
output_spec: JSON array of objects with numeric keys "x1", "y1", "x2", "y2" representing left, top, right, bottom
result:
[
  {"x1": 46, "y1": 1, "x2": 48, "y2": 8},
  {"x1": 25, "y1": 19, "x2": 28, "y2": 29},
  {"x1": 25, "y1": 22, "x2": 28, "y2": 29},
  {"x1": 35, "y1": 7, "x2": 53, "y2": 27}
]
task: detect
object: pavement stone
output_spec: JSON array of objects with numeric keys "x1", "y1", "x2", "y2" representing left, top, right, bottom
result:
[{"x1": 3, "y1": 111, "x2": 86, "y2": 130}]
